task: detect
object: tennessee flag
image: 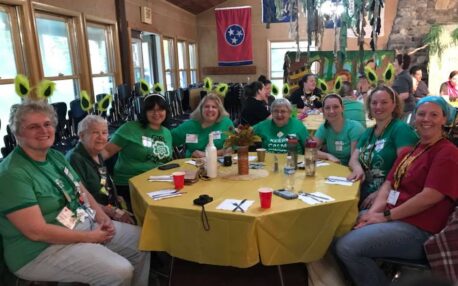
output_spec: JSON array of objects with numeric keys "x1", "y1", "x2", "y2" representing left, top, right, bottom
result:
[{"x1": 215, "y1": 6, "x2": 253, "y2": 66}]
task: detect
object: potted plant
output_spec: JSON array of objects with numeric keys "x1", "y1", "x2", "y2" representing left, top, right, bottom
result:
[{"x1": 224, "y1": 125, "x2": 261, "y2": 175}]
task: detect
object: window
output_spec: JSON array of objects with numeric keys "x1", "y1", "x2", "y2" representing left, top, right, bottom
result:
[
  {"x1": 87, "y1": 23, "x2": 116, "y2": 96},
  {"x1": 132, "y1": 33, "x2": 162, "y2": 89},
  {"x1": 188, "y1": 42, "x2": 198, "y2": 85},
  {"x1": 35, "y1": 13, "x2": 79, "y2": 106},
  {"x1": 269, "y1": 41, "x2": 316, "y2": 95},
  {"x1": 177, "y1": 40, "x2": 187, "y2": 88},
  {"x1": 163, "y1": 37, "x2": 175, "y2": 91},
  {"x1": 0, "y1": 4, "x2": 24, "y2": 153}
]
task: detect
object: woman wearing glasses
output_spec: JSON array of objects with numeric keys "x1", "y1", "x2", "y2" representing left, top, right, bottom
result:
[
  {"x1": 347, "y1": 85, "x2": 418, "y2": 209},
  {"x1": 313, "y1": 94, "x2": 365, "y2": 166},
  {"x1": 0, "y1": 101, "x2": 149, "y2": 285},
  {"x1": 103, "y1": 94, "x2": 173, "y2": 208},
  {"x1": 335, "y1": 96, "x2": 458, "y2": 286},
  {"x1": 253, "y1": 98, "x2": 309, "y2": 153}
]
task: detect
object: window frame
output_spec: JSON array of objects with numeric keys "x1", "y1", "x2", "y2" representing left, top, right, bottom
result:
[
  {"x1": 188, "y1": 41, "x2": 198, "y2": 85},
  {"x1": 162, "y1": 36, "x2": 176, "y2": 91}
]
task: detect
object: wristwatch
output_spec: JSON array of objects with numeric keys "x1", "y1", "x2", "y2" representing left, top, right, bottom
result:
[{"x1": 383, "y1": 209, "x2": 393, "y2": 222}]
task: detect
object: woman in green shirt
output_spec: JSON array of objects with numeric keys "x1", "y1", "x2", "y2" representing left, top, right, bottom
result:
[
  {"x1": 253, "y1": 98, "x2": 309, "y2": 153},
  {"x1": 103, "y1": 94, "x2": 173, "y2": 207},
  {"x1": 66, "y1": 115, "x2": 134, "y2": 224},
  {"x1": 347, "y1": 84, "x2": 418, "y2": 209},
  {"x1": 314, "y1": 94, "x2": 364, "y2": 166},
  {"x1": 172, "y1": 93, "x2": 234, "y2": 158}
]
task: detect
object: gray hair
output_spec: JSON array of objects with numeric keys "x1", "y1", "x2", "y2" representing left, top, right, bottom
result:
[
  {"x1": 271, "y1": 98, "x2": 292, "y2": 112},
  {"x1": 10, "y1": 100, "x2": 57, "y2": 137},
  {"x1": 77, "y1": 115, "x2": 107, "y2": 137},
  {"x1": 190, "y1": 93, "x2": 229, "y2": 123}
]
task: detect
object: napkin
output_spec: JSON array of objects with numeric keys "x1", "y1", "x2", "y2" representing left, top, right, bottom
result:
[
  {"x1": 325, "y1": 176, "x2": 353, "y2": 186},
  {"x1": 216, "y1": 199, "x2": 254, "y2": 212},
  {"x1": 148, "y1": 175, "x2": 173, "y2": 182},
  {"x1": 185, "y1": 160, "x2": 198, "y2": 166},
  {"x1": 147, "y1": 189, "x2": 182, "y2": 200},
  {"x1": 299, "y1": 192, "x2": 335, "y2": 205},
  {"x1": 233, "y1": 155, "x2": 257, "y2": 162}
]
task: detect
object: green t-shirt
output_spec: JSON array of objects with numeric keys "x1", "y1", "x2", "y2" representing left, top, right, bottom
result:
[
  {"x1": 110, "y1": 121, "x2": 173, "y2": 185},
  {"x1": 171, "y1": 117, "x2": 234, "y2": 158},
  {"x1": 253, "y1": 117, "x2": 309, "y2": 153},
  {"x1": 356, "y1": 119, "x2": 418, "y2": 198},
  {"x1": 66, "y1": 142, "x2": 108, "y2": 205},
  {"x1": 343, "y1": 99, "x2": 367, "y2": 128},
  {"x1": 0, "y1": 147, "x2": 81, "y2": 272},
  {"x1": 315, "y1": 119, "x2": 365, "y2": 166}
]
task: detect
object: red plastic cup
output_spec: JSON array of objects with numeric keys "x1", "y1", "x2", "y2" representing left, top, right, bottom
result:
[
  {"x1": 172, "y1": 171, "x2": 185, "y2": 190},
  {"x1": 258, "y1": 187, "x2": 273, "y2": 209}
]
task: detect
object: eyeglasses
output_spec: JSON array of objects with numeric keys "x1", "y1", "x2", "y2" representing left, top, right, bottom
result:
[{"x1": 272, "y1": 110, "x2": 290, "y2": 115}]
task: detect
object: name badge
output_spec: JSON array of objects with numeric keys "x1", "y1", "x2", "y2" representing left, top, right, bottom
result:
[
  {"x1": 375, "y1": 139, "x2": 385, "y2": 152},
  {"x1": 387, "y1": 189, "x2": 400, "y2": 205},
  {"x1": 56, "y1": 206, "x2": 77, "y2": 229},
  {"x1": 142, "y1": 136, "x2": 151, "y2": 147},
  {"x1": 186, "y1": 134, "x2": 198, "y2": 143},
  {"x1": 335, "y1": 141, "x2": 344, "y2": 152},
  {"x1": 212, "y1": 131, "x2": 221, "y2": 140}
]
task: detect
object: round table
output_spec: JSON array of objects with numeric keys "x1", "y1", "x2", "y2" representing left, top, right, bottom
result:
[
  {"x1": 302, "y1": 113, "x2": 375, "y2": 132},
  {"x1": 130, "y1": 154, "x2": 359, "y2": 268}
]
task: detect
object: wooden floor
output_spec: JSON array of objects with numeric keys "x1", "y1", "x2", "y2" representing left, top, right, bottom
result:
[{"x1": 150, "y1": 254, "x2": 308, "y2": 286}]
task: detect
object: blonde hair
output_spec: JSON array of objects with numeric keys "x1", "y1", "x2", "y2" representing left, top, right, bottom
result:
[{"x1": 190, "y1": 93, "x2": 229, "y2": 123}]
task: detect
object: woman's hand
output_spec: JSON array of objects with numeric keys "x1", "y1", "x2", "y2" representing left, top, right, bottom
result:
[
  {"x1": 87, "y1": 224, "x2": 114, "y2": 243},
  {"x1": 191, "y1": 150, "x2": 206, "y2": 158},
  {"x1": 347, "y1": 166, "x2": 365, "y2": 181},
  {"x1": 326, "y1": 154, "x2": 341, "y2": 164},
  {"x1": 354, "y1": 211, "x2": 387, "y2": 229},
  {"x1": 360, "y1": 191, "x2": 378, "y2": 210}
]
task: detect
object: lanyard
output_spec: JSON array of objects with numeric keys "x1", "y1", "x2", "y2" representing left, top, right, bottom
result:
[
  {"x1": 392, "y1": 138, "x2": 444, "y2": 190},
  {"x1": 17, "y1": 148, "x2": 83, "y2": 213},
  {"x1": 359, "y1": 119, "x2": 393, "y2": 171}
]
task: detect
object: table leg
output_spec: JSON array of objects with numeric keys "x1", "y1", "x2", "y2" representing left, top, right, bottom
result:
[
  {"x1": 277, "y1": 265, "x2": 285, "y2": 286},
  {"x1": 168, "y1": 256, "x2": 175, "y2": 286}
]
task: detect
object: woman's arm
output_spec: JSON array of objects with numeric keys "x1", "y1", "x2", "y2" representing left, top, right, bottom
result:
[
  {"x1": 355, "y1": 186, "x2": 445, "y2": 229},
  {"x1": 390, "y1": 187, "x2": 445, "y2": 220},
  {"x1": 101, "y1": 142, "x2": 121, "y2": 160},
  {"x1": 313, "y1": 137, "x2": 340, "y2": 163},
  {"x1": 347, "y1": 149, "x2": 365, "y2": 181},
  {"x1": 7, "y1": 206, "x2": 112, "y2": 244}
]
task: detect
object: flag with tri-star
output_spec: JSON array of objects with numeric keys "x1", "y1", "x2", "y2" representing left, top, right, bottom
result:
[{"x1": 215, "y1": 6, "x2": 253, "y2": 66}]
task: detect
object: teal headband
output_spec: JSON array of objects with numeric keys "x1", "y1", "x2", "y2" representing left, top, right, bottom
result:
[{"x1": 415, "y1": 96, "x2": 456, "y2": 125}]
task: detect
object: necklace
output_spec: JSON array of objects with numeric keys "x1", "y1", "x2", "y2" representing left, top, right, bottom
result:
[
  {"x1": 392, "y1": 137, "x2": 444, "y2": 190},
  {"x1": 359, "y1": 119, "x2": 394, "y2": 176}
]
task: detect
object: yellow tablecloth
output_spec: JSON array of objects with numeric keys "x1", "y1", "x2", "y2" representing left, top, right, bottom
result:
[
  {"x1": 303, "y1": 114, "x2": 376, "y2": 132},
  {"x1": 130, "y1": 154, "x2": 359, "y2": 268}
]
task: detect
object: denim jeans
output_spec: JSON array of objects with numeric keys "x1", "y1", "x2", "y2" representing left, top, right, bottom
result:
[
  {"x1": 15, "y1": 220, "x2": 150, "y2": 286},
  {"x1": 334, "y1": 220, "x2": 430, "y2": 286}
]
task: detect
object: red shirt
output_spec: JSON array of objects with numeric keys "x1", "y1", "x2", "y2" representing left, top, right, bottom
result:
[{"x1": 386, "y1": 139, "x2": 458, "y2": 233}]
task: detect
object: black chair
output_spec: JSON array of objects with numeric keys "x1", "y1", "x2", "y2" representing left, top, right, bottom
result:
[
  {"x1": 1, "y1": 125, "x2": 17, "y2": 158},
  {"x1": 68, "y1": 99, "x2": 88, "y2": 137},
  {"x1": 51, "y1": 102, "x2": 69, "y2": 141}
]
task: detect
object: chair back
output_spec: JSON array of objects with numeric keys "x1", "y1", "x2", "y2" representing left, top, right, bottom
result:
[
  {"x1": 424, "y1": 206, "x2": 458, "y2": 280},
  {"x1": 68, "y1": 99, "x2": 87, "y2": 136}
]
